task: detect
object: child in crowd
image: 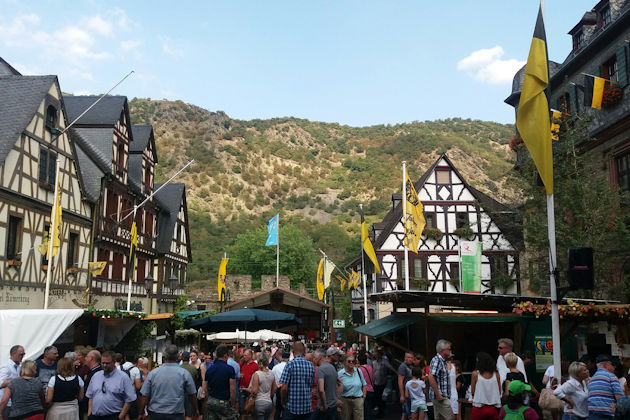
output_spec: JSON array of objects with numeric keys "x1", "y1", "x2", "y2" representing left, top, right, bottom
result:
[
  {"x1": 405, "y1": 366, "x2": 427, "y2": 420},
  {"x1": 499, "y1": 380, "x2": 538, "y2": 420}
]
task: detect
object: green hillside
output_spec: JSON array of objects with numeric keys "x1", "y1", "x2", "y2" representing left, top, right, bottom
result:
[{"x1": 128, "y1": 98, "x2": 519, "y2": 290}]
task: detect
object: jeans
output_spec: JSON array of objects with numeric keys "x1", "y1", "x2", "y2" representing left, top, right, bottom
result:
[
  {"x1": 255, "y1": 400, "x2": 273, "y2": 420},
  {"x1": 274, "y1": 388, "x2": 284, "y2": 420},
  {"x1": 588, "y1": 414, "x2": 613, "y2": 420},
  {"x1": 283, "y1": 412, "x2": 313, "y2": 420},
  {"x1": 373, "y1": 384, "x2": 386, "y2": 416},
  {"x1": 312, "y1": 406, "x2": 338, "y2": 420},
  {"x1": 563, "y1": 414, "x2": 587, "y2": 420},
  {"x1": 364, "y1": 392, "x2": 374, "y2": 420}
]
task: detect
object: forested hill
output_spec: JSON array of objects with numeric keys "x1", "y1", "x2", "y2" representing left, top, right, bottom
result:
[{"x1": 128, "y1": 98, "x2": 520, "y2": 288}]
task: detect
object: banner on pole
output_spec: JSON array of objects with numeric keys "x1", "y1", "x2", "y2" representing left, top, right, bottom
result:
[
  {"x1": 266, "y1": 214, "x2": 279, "y2": 246},
  {"x1": 460, "y1": 241, "x2": 482, "y2": 293}
]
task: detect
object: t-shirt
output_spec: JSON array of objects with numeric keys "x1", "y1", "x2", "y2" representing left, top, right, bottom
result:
[
  {"x1": 406, "y1": 379, "x2": 426, "y2": 405},
  {"x1": 499, "y1": 405, "x2": 539, "y2": 420},
  {"x1": 398, "y1": 363, "x2": 412, "y2": 389},
  {"x1": 272, "y1": 361, "x2": 287, "y2": 384},
  {"x1": 240, "y1": 361, "x2": 258, "y2": 389},
  {"x1": 543, "y1": 365, "x2": 554, "y2": 389},
  {"x1": 503, "y1": 371, "x2": 526, "y2": 394},
  {"x1": 35, "y1": 359, "x2": 57, "y2": 391},
  {"x1": 317, "y1": 362, "x2": 339, "y2": 409},
  {"x1": 7, "y1": 377, "x2": 43, "y2": 418},
  {"x1": 205, "y1": 360, "x2": 235, "y2": 401}
]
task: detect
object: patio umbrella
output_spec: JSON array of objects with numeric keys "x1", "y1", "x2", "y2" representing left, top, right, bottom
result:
[
  {"x1": 187, "y1": 308, "x2": 302, "y2": 334},
  {"x1": 206, "y1": 329, "x2": 292, "y2": 342}
]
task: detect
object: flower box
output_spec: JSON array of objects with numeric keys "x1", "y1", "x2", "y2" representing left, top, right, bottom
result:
[
  {"x1": 7, "y1": 259, "x2": 21, "y2": 267},
  {"x1": 423, "y1": 227, "x2": 444, "y2": 241},
  {"x1": 602, "y1": 82, "x2": 623, "y2": 108},
  {"x1": 453, "y1": 226, "x2": 474, "y2": 238}
]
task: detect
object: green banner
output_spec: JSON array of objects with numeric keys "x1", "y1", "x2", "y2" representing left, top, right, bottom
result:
[{"x1": 460, "y1": 241, "x2": 481, "y2": 293}]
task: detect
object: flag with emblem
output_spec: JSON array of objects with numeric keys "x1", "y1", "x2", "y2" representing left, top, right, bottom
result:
[
  {"x1": 316, "y1": 258, "x2": 325, "y2": 300},
  {"x1": 128, "y1": 221, "x2": 138, "y2": 282},
  {"x1": 89, "y1": 261, "x2": 107, "y2": 276},
  {"x1": 403, "y1": 169, "x2": 426, "y2": 253},
  {"x1": 218, "y1": 258, "x2": 228, "y2": 302}
]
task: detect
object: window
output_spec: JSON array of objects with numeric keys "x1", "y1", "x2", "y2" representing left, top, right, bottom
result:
[
  {"x1": 573, "y1": 30, "x2": 585, "y2": 50},
  {"x1": 425, "y1": 213, "x2": 436, "y2": 229},
  {"x1": 450, "y1": 262, "x2": 460, "y2": 282},
  {"x1": 121, "y1": 200, "x2": 132, "y2": 228},
  {"x1": 456, "y1": 212, "x2": 469, "y2": 229},
  {"x1": 489, "y1": 255, "x2": 509, "y2": 278},
  {"x1": 38, "y1": 149, "x2": 57, "y2": 188},
  {"x1": 117, "y1": 142, "x2": 125, "y2": 174},
  {"x1": 45, "y1": 105, "x2": 57, "y2": 130},
  {"x1": 412, "y1": 257, "x2": 425, "y2": 278},
  {"x1": 6, "y1": 216, "x2": 22, "y2": 260},
  {"x1": 603, "y1": 56, "x2": 618, "y2": 82},
  {"x1": 144, "y1": 165, "x2": 152, "y2": 190},
  {"x1": 144, "y1": 212, "x2": 153, "y2": 236},
  {"x1": 97, "y1": 249, "x2": 109, "y2": 277},
  {"x1": 436, "y1": 169, "x2": 450, "y2": 184},
  {"x1": 112, "y1": 252, "x2": 124, "y2": 281},
  {"x1": 137, "y1": 258, "x2": 146, "y2": 284},
  {"x1": 106, "y1": 192, "x2": 118, "y2": 220},
  {"x1": 67, "y1": 232, "x2": 79, "y2": 269},
  {"x1": 617, "y1": 153, "x2": 630, "y2": 193},
  {"x1": 600, "y1": 5, "x2": 611, "y2": 27}
]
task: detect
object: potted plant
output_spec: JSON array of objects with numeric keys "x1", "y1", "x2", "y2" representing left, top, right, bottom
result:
[
  {"x1": 602, "y1": 82, "x2": 623, "y2": 108},
  {"x1": 423, "y1": 227, "x2": 444, "y2": 241},
  {"x1": 490, "y1": 274, "x2": 513, "y2": 294},
  {"x1": 396, "y1": 277, "x2": 431, "y2": 291},
  {"x1": 453, "y1": 226, "x2": 474, "y2": 239}
]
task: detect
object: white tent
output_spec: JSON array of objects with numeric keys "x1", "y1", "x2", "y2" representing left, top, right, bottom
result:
[
  {"x1": 206, "y1": 329, "x2": 291, "y2": 342},
  {"x1": 0, "y1": 309, "x2": 83, "y2": 360}
]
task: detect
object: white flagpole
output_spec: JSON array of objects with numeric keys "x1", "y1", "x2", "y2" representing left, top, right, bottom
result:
[
  {"x1": 276, "y1": 215, "x2": 280, "y2": 288},
  {"x1": 126, "y1": 204, "x2": 137, "y2": 312},
  {"x1": 402, "y1": 161, "x2": 410, "y2": 290},
  {"x1": 44, "y1": 160, "x2": 60, "y2": 310},
  {"x1": 360, "y1": 204, "x2": 369, "y2": 349}
]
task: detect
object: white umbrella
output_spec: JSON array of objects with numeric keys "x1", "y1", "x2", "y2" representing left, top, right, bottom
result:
[{"x1": 206, "y1": 329, "x2": 291, "y2": 342}]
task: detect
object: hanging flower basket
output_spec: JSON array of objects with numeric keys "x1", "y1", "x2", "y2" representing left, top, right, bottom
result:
[
  {"x1": 422, "y1": 227, "x2": 444, "y2": 241},
  {"x1": 509, "y1": 135, "x2": 524, "y2": 151},
  {"x1": 453, "y1": 226, "x2": 474, "y2": 238},
  {"x1": 602, "y1": 82, "x2": 623, "y2": 108}
]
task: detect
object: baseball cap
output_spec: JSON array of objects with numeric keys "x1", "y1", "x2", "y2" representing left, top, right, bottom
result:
[
  {"x1": 596, "y1": 354, "x2": 613, "y2": 364},
  {"x1": 508, "y1": 380, "x2": 531, "y2": 394},
  {"x1": 326, "y1": 347, "x2": 342, "y2": 357}
]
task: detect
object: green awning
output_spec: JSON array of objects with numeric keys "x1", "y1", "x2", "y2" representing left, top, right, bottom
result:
[
  {"x1": 429, "y1": 314, "x2": 521, "y2": 323},
  {"x1": 355, "y1": 314, "x2": 424, "y2": 338}
]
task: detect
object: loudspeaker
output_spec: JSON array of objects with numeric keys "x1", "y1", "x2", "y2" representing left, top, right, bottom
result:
[{"x1": 568, "y1": 247, "x2": 594, "y2": 290}]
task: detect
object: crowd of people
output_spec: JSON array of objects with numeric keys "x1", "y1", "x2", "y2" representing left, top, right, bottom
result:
[{"x1": 0, "y1": 338, "x2": 629, "y2": 420}]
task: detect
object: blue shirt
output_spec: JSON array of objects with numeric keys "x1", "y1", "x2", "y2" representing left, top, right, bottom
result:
[
  {"x1": 228, "y1": 358, "x2": 241, "y2": 389},
  {"x1": 0, "y1": 359, "x2": 20, "y2": 406},
  {"x1": 140, "y1": 363, "x2": 197, "y2": 415},
  {"x1": 86, "y1": 368, "x2": 136, "y2": 416},
  {"x1": 279, "y1": 355, "x2": 314, "y2": 415},
  {"x1": 338, "y1": 368, "x2": 366, "y2": 398},
  {"x1": 205, "y1": 359, "x2": 236, "y2": 401},
  {"x1": 588, "y1": 367, "x2": 623, "y2": 417}
]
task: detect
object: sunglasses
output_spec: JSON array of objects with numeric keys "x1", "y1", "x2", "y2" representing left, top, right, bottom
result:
[
  {"x1": 101, "y1": 382, "x2": 106, "y2": 394},
  {"x1": 346, "y1": 360, "x2": 356, "y2": 364}
]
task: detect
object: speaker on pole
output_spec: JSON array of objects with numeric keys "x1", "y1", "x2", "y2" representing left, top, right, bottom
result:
[{"x1": 568, "y1": 247, "x2": 594, "y2": 290}]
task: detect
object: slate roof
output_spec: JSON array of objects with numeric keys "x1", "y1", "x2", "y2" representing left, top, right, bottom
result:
[
  {"x1": 130, "y1": 125, "x2": 152, "y2": 152},
  {"x1": 0, "y1": 58, "x2": 21, "y2": 75},
  {"x1": 154, "y1": 183, "x2": 191, "y2": 260},
  {"x1": 71, "y1": 136, "x2": 104, "y2": 203},
  {"x1": 127, "y1": 154, "x2": 143, "y2": 194},
  {"x1": 0, "y1": 75, "x2": 57, "y2": 165},
  {"x1": 69, "y1": 128, "x2": 113, "y2": 174},
  {"x1": 64, "y1": 95, "x2": 130, "y2": 128}
]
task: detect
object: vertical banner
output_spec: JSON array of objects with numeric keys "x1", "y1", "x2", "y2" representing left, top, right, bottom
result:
[
  {"x1": 534, "y1": 336, "x2": 553, "y2": 372},
  {"x1": 266, "y1": 214, "x2": 279, "y2": 246},
  {"x1": 460, "y1": 240, "x2": 481, "y2": 293}
]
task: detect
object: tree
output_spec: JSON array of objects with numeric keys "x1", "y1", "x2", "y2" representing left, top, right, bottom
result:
[
  {"x1": 230, "y1": 225, "x2": 318, "y2": 289},
  {"x1": 512, "y1": 114, "x2": 630, "y2": 300}
]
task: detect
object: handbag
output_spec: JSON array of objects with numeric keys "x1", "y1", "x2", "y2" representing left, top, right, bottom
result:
[
  {"x1": 538, "y1": 388, "x2": 564, "y2": 411},
  {"x1": 244, "y1": 395, "x2": 256, "y2": 413}
]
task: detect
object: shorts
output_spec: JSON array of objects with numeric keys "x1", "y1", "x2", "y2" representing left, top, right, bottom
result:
[
  {"x1": 432, "y1": 398, "x2": 454, "y2": 420},
  {"x1": 411, "y1": 402, "x2": 428, "y2": 413}
]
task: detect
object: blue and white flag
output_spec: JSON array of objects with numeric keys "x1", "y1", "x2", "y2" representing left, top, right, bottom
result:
[{"x1": 265, "y1": 214, "x2": 279, "y2": 246}]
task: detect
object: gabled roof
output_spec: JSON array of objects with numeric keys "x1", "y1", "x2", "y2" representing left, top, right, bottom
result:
[
  {"x1": 0, "y1": 57, "x2": 21, "y2": 75},
  {"x1": 373, "y1": 154, "x2": 522, "y2": 250},
  {"x1": 127, "y1": 154, "x2": 143, "y2": 194},
  {"x1": 0, "y1": 75, "x2": 58, "y2": 165},
  {"x1": 130, "y1": 125, "x2": 157, "y2": 160},
  {"x1": 69, "y1": 127, "x2": 113, "y2": 174},
  {"x1": 71, "y1": 137, "x2": 104, "y2": 203},
  {"x1": 64, "y1": 96, "x2": 132, "y2": 132},
  {"x1": 154, "y1": 183, "x2": 192, "y2": 261},
  {"x1": 224, "y1": 287, "x2": 330, "y2": 313}
]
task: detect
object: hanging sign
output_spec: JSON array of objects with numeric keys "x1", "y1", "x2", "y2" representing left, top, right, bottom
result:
[{"x1": 460, "y1": 241, "x2": 482, "y2": 293}]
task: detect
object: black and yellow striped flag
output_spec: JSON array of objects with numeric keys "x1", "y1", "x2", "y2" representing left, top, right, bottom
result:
[
  {"x1": 128, "y1": 221, "x2": 138, "y2": 282},
  {"x1": 516, "y1": 3, "x2": 553, "y2": 195},
  {"x1": 584, "y1": 75, "x2": 606, "y2": 109}
]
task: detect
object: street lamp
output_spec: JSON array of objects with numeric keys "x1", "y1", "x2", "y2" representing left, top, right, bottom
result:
[
  {"x1": 168, "y1": 274, "x2": 178, "y2": 292},
  {"x1": 144, "y1": 274, "x2": 154, "y2": 293}
]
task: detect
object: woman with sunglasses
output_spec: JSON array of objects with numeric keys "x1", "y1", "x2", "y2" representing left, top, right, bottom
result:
[{"x1": 338, "y1": 354, "x2": 367, "y2": 420}]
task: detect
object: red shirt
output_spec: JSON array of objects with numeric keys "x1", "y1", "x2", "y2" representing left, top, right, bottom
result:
[{"x1": 240, "y1": 361, "x2": 258, "y2": 389}]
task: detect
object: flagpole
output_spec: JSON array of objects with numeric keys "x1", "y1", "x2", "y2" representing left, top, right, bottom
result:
[
  {"x1": 276, "y1": 215, "x2": 280, "y2": 288},
  {"x1": 43, "y1": 160, "x2": 60, "y2": 310},
  {"x1": 402, "y1": 161, "x2": 410, "y2": 290},
  {"x1": 126, "y1": 204, "x2": 137, "y2": 312},
  {"x1": 547, "y1": 194, "x2": 562, "y2": 385},
  {"x1": 359, "y1": 204, "x2": 369, "y2": 349}
]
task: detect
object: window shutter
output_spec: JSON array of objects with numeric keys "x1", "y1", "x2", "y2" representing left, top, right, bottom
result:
[
  {"x1": 569, "y1": 84, "x2": 579, "y2": 115},
  {"x1": 39, "y1": 150, "x2": 48, "y2": 182},
  {"x1": 48, "y1": 152, "x2": 57, "y2": 185},
  {"x1": 617, "y1": 45, "x2": 628, "y2": 88}
]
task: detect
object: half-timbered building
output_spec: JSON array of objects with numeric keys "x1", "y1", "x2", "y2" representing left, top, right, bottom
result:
[
  {"x1": 353, "y1": 155, "x2": 522, "y2": 306},
  {"x1": 0, "y1": 73, "x2": 92, "y2": 308},
  {"x1": 153, "y1": 183, "x2": 191, "y2": 313}
]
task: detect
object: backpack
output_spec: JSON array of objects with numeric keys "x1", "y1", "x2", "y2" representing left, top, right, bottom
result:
[{"x1": 503, "y1": 405, "x2": 528, "y2": 420}]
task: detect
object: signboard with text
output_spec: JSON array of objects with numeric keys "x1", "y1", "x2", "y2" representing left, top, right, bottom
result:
[{"x1": 333, "y1": 319, "x2": 345, "y2": 328}]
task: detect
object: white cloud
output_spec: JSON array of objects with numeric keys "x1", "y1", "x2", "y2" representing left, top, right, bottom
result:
[
  {"x1": 457, "y1": 46, "x2": 525, "y2": 85},
  {"x1": 160, "y1": 36, "x2": 184, "y2": 58},
  {"x1": 82, "y1": 15, "x2": 114, "y2": 36}
]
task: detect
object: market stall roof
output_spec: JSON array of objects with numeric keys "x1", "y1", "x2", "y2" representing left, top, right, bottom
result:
[
  {"x1": 225, "y1": 287, "x2": 329, "y2": 313},
  {"x1": 142, "y1": 313, "x2": 172, "y2": 321},
  {"x1": 188, "y1": 307, "x2": 302, "y2": 332},
  {"x1": 355, "y1": 313, "x2": 425, "y2": 338},
  {"x1": 369, "y1": 290, "x2": 616, "y2": 311}
]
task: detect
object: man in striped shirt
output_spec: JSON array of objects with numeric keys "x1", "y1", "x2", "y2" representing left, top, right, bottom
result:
[{"x1": 587, "y1": 354, "x2": 623, "y2": 420}]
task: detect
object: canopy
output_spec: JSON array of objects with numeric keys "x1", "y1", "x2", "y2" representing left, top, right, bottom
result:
[
  {"x1": 207, "y1": 329, "x2": 292, "y2": 342},
  {"x1": 354, "y1": 313, "x2": 424, "y2": 339},
  {"x1": 0, "y1": 309, "x2": 83, "y2": 360},
  {"x1": 188, "y1": 308, "x2": 301, "y2": 332}
]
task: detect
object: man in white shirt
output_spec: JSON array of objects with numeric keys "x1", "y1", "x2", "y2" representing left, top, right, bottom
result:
[
  {"x1": 496, "y1": 338, "x2": 527, "y2": 383},
  {"x1": 0, "y1": 345, "x2": 25, "y2": 417}
]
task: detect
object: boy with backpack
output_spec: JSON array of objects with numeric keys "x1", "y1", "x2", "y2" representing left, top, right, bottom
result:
[{"x1": 499, "y1": 380, "x2": 539, "y2": 420}]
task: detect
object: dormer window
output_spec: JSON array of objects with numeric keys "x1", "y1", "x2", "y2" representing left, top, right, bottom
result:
[
  {"x1": 573, "y1": 30, "x2": 585, "y2": 51},
  {"x1": 599, "y1": 5, "x2": 611, "y2": 28},
  {"x1": 45, "y1": 105, "x2": 57, "y2": 131}
]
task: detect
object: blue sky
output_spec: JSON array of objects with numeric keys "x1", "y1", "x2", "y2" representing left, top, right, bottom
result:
[{"x1": 1, "y1": 1, "x2": 596, "y2": 126}]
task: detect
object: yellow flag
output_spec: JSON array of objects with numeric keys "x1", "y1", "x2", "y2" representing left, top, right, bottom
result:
[
  {"x1": 47, "y1": 174, "x2": 63, "y2": 258},
  {"x1": 128, "y1": 221, "x2": 138, "y2": 282},
  {"x1": 336, "y1": 275, "x2": 347, "y2": 292},
  {"x1": 218, "y1": 258, "x2": 228, "y2": 302},
  {"x1": 516, "y1": 4, "x2": 553, "y2": 195},
  {"x1": 316, "y1": 258, "x2": 325, "y2": 300},
  {"x1": 550, "y1": 110, "x2": 561, "y2": 141},
  {"x1": 350, "y1": 269, "x2": 360, "y2": 290},
  {"x1": 403, "y1": 169, "x2": 426, "y2": 253},
  {"x1": 89, "y1": 261, "x2": 107, "y2": 276},
  {"x1": 360, "y1": 210, "x2": 381, "y2": 274}
]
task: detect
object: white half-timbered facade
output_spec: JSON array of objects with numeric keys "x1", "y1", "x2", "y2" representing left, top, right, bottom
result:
[
  {"x1": 356, "y1": 155, "x2": 522, "y2": 296},
  {"x1": 0, "y1": 74, "x2": 92, "y2": 308}
]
